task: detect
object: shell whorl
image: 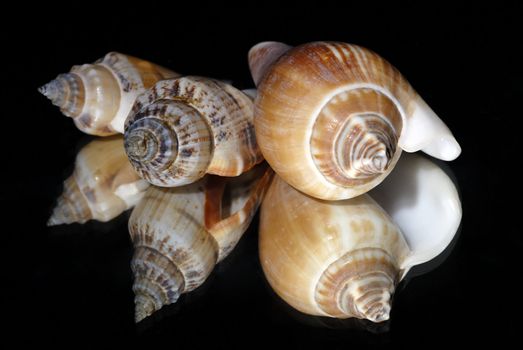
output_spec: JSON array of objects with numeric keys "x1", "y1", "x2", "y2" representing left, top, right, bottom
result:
[
  {"x1": 258, "y1": 175, "x2": 410, "y2": 322},
  {"x1": 47, "y1": 176, "x2": 91, "y2": 226},
  {"x1": 39, "y1": 52, "x2": 179, "y2": 135},
  {"x1": 39, "y1": 72, "x2": 85, "y2": 118},
  {"x1": 311, "y1": 88, "x2": 402, "y2": 190},
  {"x1": 128, "y1": 184, "x2": 220, "y2": 322},
  {"x1": 131, "y1": 246, "x2": 185, "y2": 322},
  {"x1": 128, "y1": 164, "x2": 271, "y2": 321},
  {"x1": 315, "y1": 248, "x2": 398, "y2": 322},
  {"x1": 124, "y1": 76, "x2": 262, "y2": 187},
  {"x1": 125, "y1": 100, "x2": 211, "y2": 187},
  {"x1": 252, "y1": 41, "x2": 458, "y2": 200},
  {"x1": 47, "y1": 136, "x2": 149, "y2": 226}
]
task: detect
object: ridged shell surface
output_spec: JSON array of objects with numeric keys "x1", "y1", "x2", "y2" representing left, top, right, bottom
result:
[
  {"x1": 259, "y1": 175, "x2": 410, "y2": 321},
  {"x1": 124, "y1": 76, "x2": 262, "y2": 187},
  {"x1": 39, "y1": 52, "x2": 179, "y2": 135}
]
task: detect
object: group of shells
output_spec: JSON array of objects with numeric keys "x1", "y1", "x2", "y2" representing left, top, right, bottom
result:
[{"x1": 41, "y1": 42, "x2": 462, "y2": 324}]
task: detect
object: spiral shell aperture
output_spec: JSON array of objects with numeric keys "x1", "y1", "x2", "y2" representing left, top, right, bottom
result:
[
  {"x1": 252, "y1": 41, "x2": 461, "y2": 200},
  {"x1": 124, "y1": 77, "x2": 263, "y2": 187},
  {"x1": 39, "y1": 52, "x2": 179, "y2": 135}
]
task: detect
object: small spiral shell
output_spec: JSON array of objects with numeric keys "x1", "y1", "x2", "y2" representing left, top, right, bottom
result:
[
  {"x1": 124, "y1": 76, "x2": 263, "y2": 187},
  {"x1": 259, "y1": 175, "x2": 410, "y2": 322},
  {"x1": 129, "y1": 163, "x2": 272, "y2": 322},
  {"x1": 250, "y1": 41, "x2": 461, "y2": 200},
  {"x1": 39, "y1": 52, "x2": 179, "y2": 136},
  {"x1": 48, "y1": 136, "x2": 149, "y2": 226}
]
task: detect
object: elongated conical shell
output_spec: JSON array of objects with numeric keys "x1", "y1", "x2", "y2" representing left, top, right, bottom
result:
[
  {"x1": 129, "y1": 163, "x2": 272, "y2": 321},
  {"x1": 39, "y1": 52, "x2": 180, "y2": 135},
  {"x1": 370, "y1": 153, "x2": 462, "y2": 269},
  {"x1": 250, "y1": 41, "x2": 461, "y2": 200},
  {"x1": 124, "y1": 76, "x2": 263, "y2": 187},
  {"x1": 259, "y1": 175, "x2": 410, "y2": 322},
  {"x1": 48, "y1": 136, "x2": 149, "y2": 226}
]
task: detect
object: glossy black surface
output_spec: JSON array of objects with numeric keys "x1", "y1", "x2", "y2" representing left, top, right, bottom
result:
[{"x1": 3, "y1": 3, "x2": 520, "y2": 346}]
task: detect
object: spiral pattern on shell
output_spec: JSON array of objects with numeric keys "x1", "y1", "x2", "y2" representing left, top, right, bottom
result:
[
  {"x1": 39, "y1": 52, "x2": 179, "y2": 135},
  {"x1": 47, "y1": 136, "x2": 149, "y2": 226},
  {"x1": 251, "y1": 41, "x2": 421, "y2": 199},
  {"x1": 311, "y1": 88, "x2": 402, "y2": 188},
  {"x1": 124, "y1": 76, "x2": 262, "y2": 187},
  {"x1": 129, "y1": 184, "x2": 219, "y2": 322},
  {"x1": 315, "y1": 248, "x2": 397, "y2": 322},
  {"x1": 259, "y1": 175, "x2": 410, "y2": 322},
  {"x1": 128, "y1": 164, "x2": 272, "y2": 322}
]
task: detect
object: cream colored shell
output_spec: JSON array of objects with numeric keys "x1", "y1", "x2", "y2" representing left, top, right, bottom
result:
[
  {"x1": 48, "y1": 136, "x2": 149, "y2": 226},
  {"x1": 259, "y1": 175, "x2": 410, "y2": 322},
  {"x1": 249, "y1": 41, "x2": 461, "y2": 200},
  {"x1": 124, "y1": 76, "x2": 263, "y2": 187},
  {"x1": 129, "y1": 164, "x2": 272, "y2": 322},
  {"x1": 39, "y1": 52, "x2": 179, "y2": 135}
]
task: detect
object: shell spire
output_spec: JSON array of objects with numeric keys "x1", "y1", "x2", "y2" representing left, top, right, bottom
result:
[
  {"x1": 249, "y1": 41, "x2": 461, "y2": 200},
  {"x1": 259, "y1": 156, "x2": 462, "y2": 322},
  {"x1": 48, "y1": 136, "x2": 149, "y2": 226},
  {"x1": 39, "y1": 52, "x2": 180, "y2": 136},
  {"x1": 129, "y1": 163, "x2": 273, "y2": 321},
  {"x1": 259, "y1": 175, "x2": 409, "y2": 322},
  {"x1": 39, "y1": 79, "x2": 63, "y2": 107},
  {"x1": 47, "y1": 176, "x2": 91, "y2": 226},
  {"x1": 124, "y1": 76, "x2": 263, "y2": 187}
]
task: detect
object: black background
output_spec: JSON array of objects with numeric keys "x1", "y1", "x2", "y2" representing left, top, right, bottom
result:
[{"x1": 2, "y1": 2, "x2": 521, "y2": 346}]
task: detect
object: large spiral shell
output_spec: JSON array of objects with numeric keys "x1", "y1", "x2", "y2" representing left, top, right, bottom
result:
[
  {"x1": 249, "y1": 41, "x2": 461, "y2": 200},
  {"x1": 124, "y1": 76, "x2": 263, "y2": 187},
  {"x1": 47, "y1": 136, "x2": 149, "y2": 226},
  {"x1": 128, "y1": 163, "x2": 272, "y2": 322},
  {"x1": 39, "y1": 52, "x2": 179, "y2": 136},
  {"x1": 259, "y1": 175, "x2": 410, "y2": 322}
]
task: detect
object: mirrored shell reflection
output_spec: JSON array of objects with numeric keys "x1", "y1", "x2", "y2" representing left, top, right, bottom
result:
[
  {"x1": 128, "y1": 163, "x2": 273, "y2": 322},
  {"x1": 48, "y1": 136, "x2": 149, "y2": 226},
  {"x1": 46, "y1": 136, "x2": 460, "y2": 326},
  {"x1": 259, "y1": 153, "x2": 461, "y2": 323}
]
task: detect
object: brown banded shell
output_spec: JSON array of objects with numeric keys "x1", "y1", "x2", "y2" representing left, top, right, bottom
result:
[
  {"x1": 250, "y1": 41, "x2": 461, "y2": 200},
  {"x1": 48, "y1": 136, "x2": 149, "y2": 226},
  {"x1": 129, "y1": 163, "x2": 273, "y2": 322},
  {"x1": 39, "y1": 52, "x2": 180, "y2": 136},
  {"x1": 124, "y1": 76, "x2": 263, "y2": 187},
  {"x1": 259, "y1": 175, "x2": 410, "y2": 322}
]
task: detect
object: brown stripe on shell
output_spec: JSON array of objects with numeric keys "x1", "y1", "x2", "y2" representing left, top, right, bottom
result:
[
  {"x1": 254, "y1": 41, "x2": 418, "y2": 199},
  {"x1": 124, "y1": 77, "x2": 263, "y2": 187},
  {"x1": 311, "y1": 88, "x2": 402, "y2": 188},
  {"x1": 315, "y1": 248, "x2": 398, "y2": 319},
  {"x1": 205, "y1": 163, "x2": 273, "y2": 261},
  {"x1": 47, "y1": 176, "x2": 91, "y2": 226}
]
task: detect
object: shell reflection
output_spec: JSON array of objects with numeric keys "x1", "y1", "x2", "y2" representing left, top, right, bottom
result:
[{"x1": 48, "y1": 136, "x2": 149, "y2": 226}]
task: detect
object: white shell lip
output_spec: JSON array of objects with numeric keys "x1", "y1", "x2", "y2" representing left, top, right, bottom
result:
[
  {"x1": 370, "y1": 153, "x2": 462, "y2": 270},
  {"x1": 399, "y1": 96, "x2": 461, "y2": 161}
]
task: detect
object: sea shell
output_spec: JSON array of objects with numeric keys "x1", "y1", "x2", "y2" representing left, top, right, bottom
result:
[
  {"x1": 259, "y1": 162, "x2": 461, "y2": 322},
  {"x1": 39, "y1": 52, "x2": 180, "y2": 136},
  {"x1": 123, "y1": 76, "x2": 263, "y2": 187},
  {"x1": 249, "y1": 41, "x2": 461, "y2": 200},
  {"x1": 48, "y1": 136, "x2": 149, "y2": 226},
  {"x1": 128, "y1": 163, "x2": 273, "y2": 322}
]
